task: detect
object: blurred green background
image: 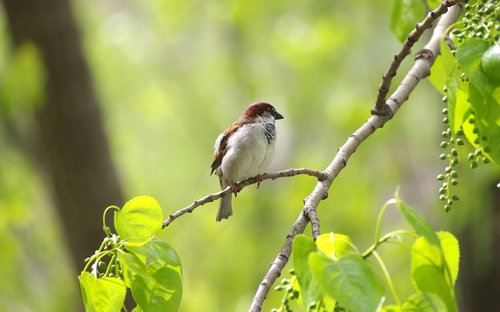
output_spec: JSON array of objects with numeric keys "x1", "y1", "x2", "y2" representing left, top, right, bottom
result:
[{"x1": 0, "y1": 0, "x2": 498, "y2": 311}]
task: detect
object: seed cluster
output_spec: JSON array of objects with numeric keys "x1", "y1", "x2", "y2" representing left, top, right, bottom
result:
[
  {"x1": 437, "y1": 97, "x2": 461, "y2": 212},
  {"x1": 272, "y1": 271, "x2": 299, "y2": 312},
  {"x1": 452, "y1": 0, "x2": 500, "y2": 44},
  {"x1": 436, "y1": 0, "x2": 498, "y2": 212}
]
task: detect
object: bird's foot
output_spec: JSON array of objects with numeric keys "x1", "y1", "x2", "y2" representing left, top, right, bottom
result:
[
  {"x1": 255, "y1": 174, "x2": 263, "y2": 189},
  {"x1": 230, "y1": 182, "x2": 239, "y2": 197}
]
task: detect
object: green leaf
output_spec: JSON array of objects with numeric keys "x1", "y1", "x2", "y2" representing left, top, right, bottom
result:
[
  {"x1": 292, "y1": 235, "x2": 324, "y2": 309},
  {"x1": 456, "y1": 39, "x2": 491, "y2": 85},
  {"x1": 428, "y1": 39, "x2": 458, "y2": 95},
  {"x1": 316, "y1": 232, "x2": 357, "y2": 259},
  {"x1": 309, "y1": 253, "x2": 384, "y2": 312},
  {"x1": 437, "y1": 232, "x2": 460, "y2": 286},
  {"x1": 411, "y1": 232, "x2": 459, "y2": 312},
  {"x1": 428, "y1": 56, "x2": 448, "y2": 95},
  {"x1": 411, "y1": 232, "x2": 460, "y2": 287},
  {"x1": 455, "y1": 38, "x2": 500, "y2": 166},
  {"x1": 79, "y1": 272, "x2": 126, "y2": 312},
  {"x1": 395, "y1": 198, "x2": 440, "y2": 246},
  {"x1": 390, "y1": 0, "x2": 425, "y2": 43},
  {"x1": 481, "y1": 43, "x2": 500, "y2": 83},
  {"x1": 131, "y1": 267, "x2": 183, "y2": 312},
  {"x1": 402, "y1": 292, "x2": 448, "y2": 312},
  {"x1": 469, "y1": 83, "x2": 500, "y2": 166},
  {"x1": 412, "y1": 266, "x2": 456, "y2": 312},
  {"x1": 117, "y1": 240, "x2": 183, "y2": 312},
  {"x1": 128, "y1": 237, "x2": 182, "y2": 274},
  {"x1": 115, "y1": 196, "x2": 163, "y2": 242}
]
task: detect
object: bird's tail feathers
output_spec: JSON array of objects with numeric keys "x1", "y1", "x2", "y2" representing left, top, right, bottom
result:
[
  {"x1": 216, "y1": 176, "x2": 233, "y2": 221},
  {"x1": 216, "y1": 193, "x2": 233, "y2": 221}
]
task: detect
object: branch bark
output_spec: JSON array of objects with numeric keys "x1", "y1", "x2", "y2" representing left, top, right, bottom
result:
[
  {"x1": 371, "y1": 0, "x2": 463, "y2": 116},
  {"x1": 249, "y1": 2, "x2": 464, "y2": 311}
]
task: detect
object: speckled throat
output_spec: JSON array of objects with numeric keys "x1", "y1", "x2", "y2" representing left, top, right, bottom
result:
[{"x1": 264, "y1": 122, "x2": 276, "y2": 144}]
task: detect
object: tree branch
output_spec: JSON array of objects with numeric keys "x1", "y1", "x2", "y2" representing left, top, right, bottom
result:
[
  {"x1": 161, "y1": 168, "x2": 327, "y2": 228},
  {"x1": 371, "y1": 0, "x2": 463, "y2": 116},
  {"x1": 249, "y1": 2, "x2": 463, "y2": 311},
  {"x1": 304, "y1": 207, "x2": 321, "y2": 240}
]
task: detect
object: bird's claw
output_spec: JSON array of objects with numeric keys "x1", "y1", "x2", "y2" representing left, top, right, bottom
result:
[
  {"x1": 230, "y1": 183, "x2": 239, "y2": 197},
  {"x1": 255, "y1": 174, "x2": 263, "y2": 189}
]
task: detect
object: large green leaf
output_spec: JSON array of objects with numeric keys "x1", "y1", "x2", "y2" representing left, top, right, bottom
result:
[
  {"x1": 117, "y1": 239, "x2": 183, "y2": 312},
  {"x1": 456, "y1": 39, "x2": 500, "y2": 166},
  {"x1": 79, "y1": 272, "x2": 126, "y2": 312},
  {"x1": 402, "y1": 292, "x2": 447, "y2": 312},
  {"x1": 456, "y1": 39, "x2": 490, "y2": 83},
  {"x1": 411, "y1": 232, "x2": 460, "y2": 287},
  {"x1": 128, "y1": 237, "x2": 182, "y2": 274},
  {"x1": 412, "y1": 266, "x2": 456, "y2": 312},
  {"x1": 390, "y1": 0, "x2": 425, "y2": 43},
  {"x1": 411, "y1": 232, "x2": 459, "y2": 312},
  {"x1": 115, "y1": 196, "x2": 163, "y2": 242},
  {"x1": 466, "y1": 83, "x2": 500, "y2": 166},
  {"x1": 131, "y1": 267, "x2": 183, "y2": 312},
  {"x1": 292, "y1": 235, "x2": 323, "y2": 309},
  {"x1": 309, "y1": 253, "x2": 384, "y2": 312}
]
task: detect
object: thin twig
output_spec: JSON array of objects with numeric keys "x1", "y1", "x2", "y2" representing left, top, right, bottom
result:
[
  {"x1": 371, "y1": 0, "x2": 462, "y2": 116},
  {"x1": 161, "y1": 168, "x2": 327, "y2": 228},
  {"x1": 304, "y1": 207, "x2": 321, "y2": 240},
  {"x1": 249, "y1": 3, "x2": 463, "y2": 311}
]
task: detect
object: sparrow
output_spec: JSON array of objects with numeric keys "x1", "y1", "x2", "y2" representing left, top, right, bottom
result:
[{"x1": 210, "y1": 102, "x2": 284, "y2": 221}]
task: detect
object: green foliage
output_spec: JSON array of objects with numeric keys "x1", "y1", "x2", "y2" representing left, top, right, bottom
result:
[
  {"x1": 283, "y1": 194, "x2": 460, "y2": 312},
  {"x1": 427, "y1": 0, "x2": 500, "y2": 211},
  {"x1": 2, "y1": 0, "x2": 497, "y2": 310},
  {"x1": 411, "y1": 232, "x2": 459, "y2": 312},
  {"x1": 79, "y1": 196, "x2": 182, "y2": 312},
  {"x1": 310, "y1": 253, "x2": 385, "y2": 312},
  {"x1": 114, "y1": 196, "x2": 163, "y2": 242},
  {"x1": 292, "y1": 236, "x2": 323, "y2": 308},
  {"x1": 79, "y1": 273, "x2": 126, "y2": 312}
]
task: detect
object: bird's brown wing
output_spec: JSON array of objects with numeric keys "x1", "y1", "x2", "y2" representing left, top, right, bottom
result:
[
  {"x1": 210, "y1": 135, "x2": 227, "y2": 175},
  {"x1": 210, "y1": 120, "x2": 245, "y2": 175}
]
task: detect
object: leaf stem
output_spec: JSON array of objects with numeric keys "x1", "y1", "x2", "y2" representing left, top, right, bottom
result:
[
  {"x1": 372, "y1": 250, "x2": 401, "y2": 306},
  {"x1": 102, "y1": 205, "x2": 121, "y2": 237},
  {"x1": 372, "y1": 199, "x2": 396, "y2": 250},
  {"x1": 363, "y1": 230, "x2": 417, "y2": 258}
]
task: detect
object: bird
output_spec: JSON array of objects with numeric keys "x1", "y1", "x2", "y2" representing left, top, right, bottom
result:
[{"x1": 210, "y1": 102, "x2": 284, "y2": 221}]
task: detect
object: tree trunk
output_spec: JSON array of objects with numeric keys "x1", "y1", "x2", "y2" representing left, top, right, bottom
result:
[{"x1": 2, "y1": 0, "x2": 123, "y2": 268}]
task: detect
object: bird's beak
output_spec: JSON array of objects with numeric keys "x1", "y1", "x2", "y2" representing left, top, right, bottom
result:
[{"x1": 273, "y1": 111, "x2": 284, "y2": 120}]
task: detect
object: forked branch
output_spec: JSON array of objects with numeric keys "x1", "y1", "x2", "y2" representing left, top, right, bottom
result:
[
  {"x1": 371, "y1": 0, "x2": 463, "y2": 116},
  {"x1": 250, "y1": 2, "x2": 464, "y2": 311}
]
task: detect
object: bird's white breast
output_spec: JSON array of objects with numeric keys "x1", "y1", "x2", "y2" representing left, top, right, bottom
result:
[{"x1": 218, "y1": 122, "x2": 276, "y2": 183}]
